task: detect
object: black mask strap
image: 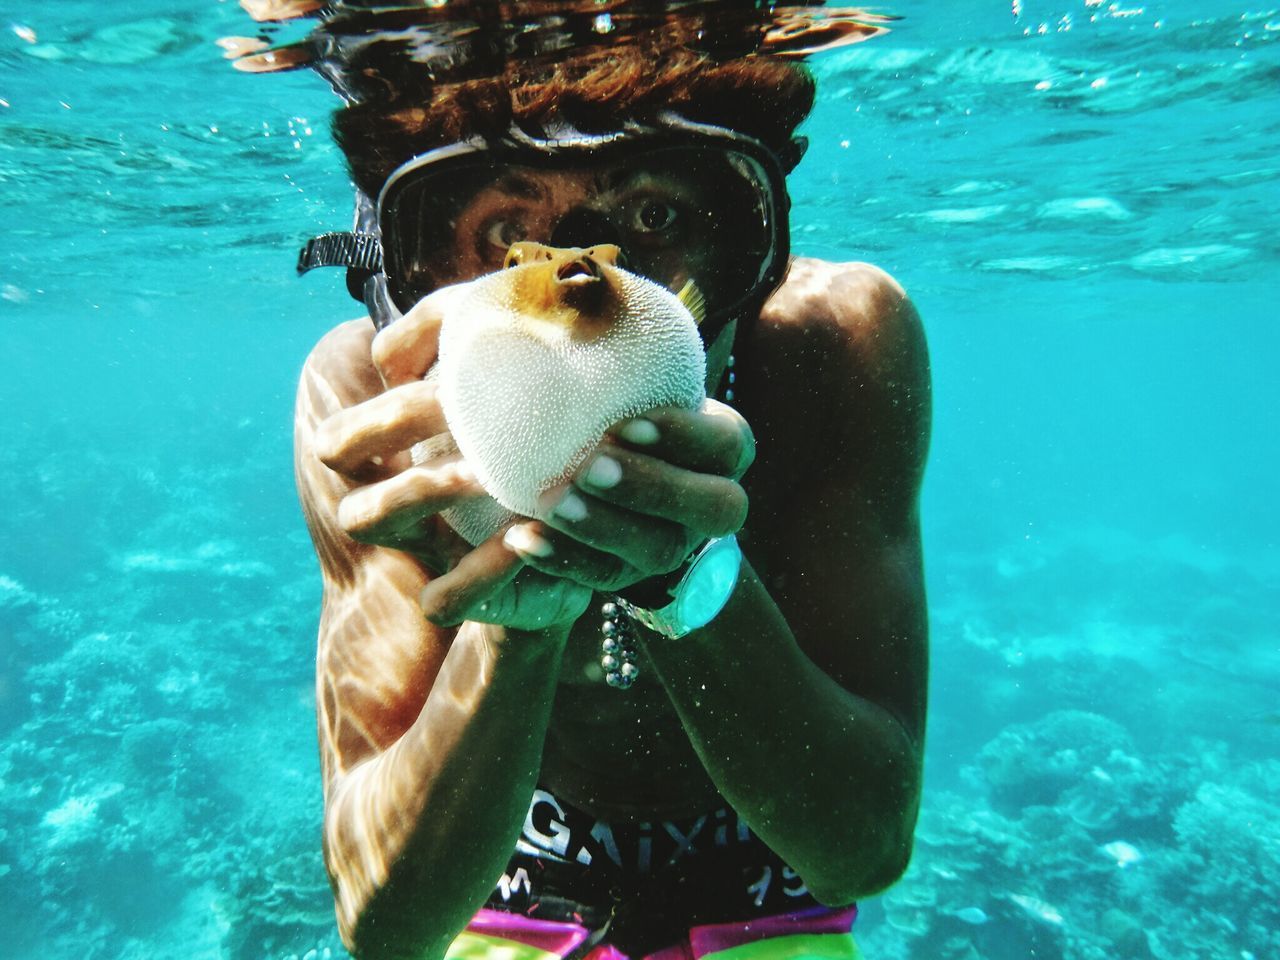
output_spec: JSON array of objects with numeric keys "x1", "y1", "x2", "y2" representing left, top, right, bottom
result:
[{"x1": 296, "y1": 231, "x2": 383, "y2": 302}]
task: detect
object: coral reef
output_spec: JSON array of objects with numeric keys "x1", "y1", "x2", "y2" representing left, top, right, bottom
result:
[
  {"x1": 1163, "y1": 768, "x2": 1280, "y2": 958},
  {"x1": 970, "y1": 710, "x2": 1164, "y2": 833},
  {"x1": 0, "y1": 440, "x2": 336, "y2": 960},
  {"x1": 861, "y1": 706, "x2": 1279, "y2": 960}
]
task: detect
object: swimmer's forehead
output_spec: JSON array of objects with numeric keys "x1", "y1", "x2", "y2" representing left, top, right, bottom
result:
[
  {"x1": 457, "y1": 155, "x2": 713, "y2": 202},
  {"x1": 489, "y1": 157, "x2": 688, "y2": 185}
]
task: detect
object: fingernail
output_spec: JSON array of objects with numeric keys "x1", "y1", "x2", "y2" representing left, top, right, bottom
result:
[
  {"x1": 503, "y1": 524, "x2": 553, "y2": 558},
  {"x1": 554, "y1": 490, "x2": 589, "y2": 522},
  {"x1": 617, "y1": 418, "x2": 660, "y2": 445},
  {"x1": 582, "y1": 454, "x2": 622, "y2": 490}
]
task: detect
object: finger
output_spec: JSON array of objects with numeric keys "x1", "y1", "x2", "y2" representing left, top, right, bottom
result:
[
  {"x1": 371, "y1": 293, "x2": 445, "y2": 387},
  {"x1": 470, "y1": 568, "x2": 594, "y2": 631},
  {"x1": 536, "y1": 488, "x2": 695, "y2": 576},
  {"x1": 607, "y1": 399, "x2": 755, "y2": 479},
  {"x1": 314, "y1": 379, "x2": 448, "y2": 475},
  {"x1": 418, "y1": 532, "x2": 524, "y2": 627},
  {"x1": 338, "y1": 456, "x2": 482, "y2": 545},
  {"x1": 502, "y1": 522, "x2": 645, "y2": 593},
  {"x1": 571, "y1": 444, "x2": 749, "y2": 539},
  {"x1": 402, "y1": 519, "x2": 475, "y2": 577}
]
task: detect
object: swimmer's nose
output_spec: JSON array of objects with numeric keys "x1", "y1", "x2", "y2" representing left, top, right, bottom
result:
[{"x1": 549, "y1": 208, "x2": 622, "y2": 250}]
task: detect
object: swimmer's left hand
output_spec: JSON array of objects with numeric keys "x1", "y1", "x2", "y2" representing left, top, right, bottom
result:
[{"x1": 506, "y1": 398, "x2": 754, "y2": 592}]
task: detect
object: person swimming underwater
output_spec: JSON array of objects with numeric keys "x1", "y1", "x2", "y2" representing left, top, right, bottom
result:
[{"x1": 285, "y1": 5, "x2": 930, "y2": 959}]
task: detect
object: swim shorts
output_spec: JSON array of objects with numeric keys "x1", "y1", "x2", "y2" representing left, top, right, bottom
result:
[
  {"x1": 448, "y1": 904, "x2": 862, "y2": 960},
  {"x1": 445, "y1": 786, "x2": 861, "y2": 959}
]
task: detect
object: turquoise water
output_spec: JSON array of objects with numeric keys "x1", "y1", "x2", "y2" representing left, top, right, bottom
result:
[{"x1": 2, "y1": 2, "x2": 1278, "y2": 958}]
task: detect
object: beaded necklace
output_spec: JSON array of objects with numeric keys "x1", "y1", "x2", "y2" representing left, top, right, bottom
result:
[{"x1": 597, "y1": 353, "x2": 737, "y2": 689}]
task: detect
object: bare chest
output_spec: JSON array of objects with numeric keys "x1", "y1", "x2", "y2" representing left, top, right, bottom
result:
[{"x1": 540, "y1": 615, "x2": 720, "y2": 820}]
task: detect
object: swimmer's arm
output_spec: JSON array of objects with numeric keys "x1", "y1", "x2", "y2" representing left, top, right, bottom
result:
[
  {"x1": 643, "y1": 262, "x2": 930, "y2": 903},
  {"x1": 317, "y1": 613, "x2": 566, "y2": 960},
  {"x1": 296, "y1": 322, "x2": 569, "y2": 960}
]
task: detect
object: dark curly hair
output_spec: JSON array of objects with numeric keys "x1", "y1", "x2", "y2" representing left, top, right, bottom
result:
[{"x1": 331, "y1": 46, "x2": 815, "y2": 198}]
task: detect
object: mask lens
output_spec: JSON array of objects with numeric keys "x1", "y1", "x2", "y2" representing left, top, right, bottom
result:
[
  {"x1": 380, "y1": 143, "x2": 782, "y2": 320},
  {"x1": 379, "y1": 161, "x2": 510, "y2": 309}
]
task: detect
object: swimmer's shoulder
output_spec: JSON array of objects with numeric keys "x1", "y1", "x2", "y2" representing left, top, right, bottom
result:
[
  {"x1": 748, "y1": 257, "x2": 929, "y2": 510},
  {"x1": 755, "y1": 257, "x2": 927, "y2": 405},
  {"x1": 300, "y1": 317, "x2": 382, "y2": 413},
  {"x1": 761, "y1": 257, "x2": 920, "y2": 351}
]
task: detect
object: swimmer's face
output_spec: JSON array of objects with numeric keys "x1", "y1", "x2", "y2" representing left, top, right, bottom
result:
[
  {"x1": 379, "y1": 142, "x2": 781, "y2": 321},
  {"x1": 454, "y1": 166, "x2": 698, "y2": 281},
  {"x1": 429, "y1": 158, "x2": 753, "y2": 307}
]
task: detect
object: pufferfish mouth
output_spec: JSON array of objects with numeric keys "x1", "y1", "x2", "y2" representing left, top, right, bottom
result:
[{"x1": 556, "y1": 256, "x2": 603, "y2": 285}]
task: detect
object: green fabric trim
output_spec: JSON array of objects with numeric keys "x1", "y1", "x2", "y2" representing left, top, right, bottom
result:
[
  {"x1": 445, "y1": 930, "x2": 564, "y2": 960},
  {"x1": 700, "y1": 932, "x2": 863, "y2": 960}
]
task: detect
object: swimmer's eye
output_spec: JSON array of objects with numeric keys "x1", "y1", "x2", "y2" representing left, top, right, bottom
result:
[
  {"x1": 484, "y1": 218, "x2": 529, "y2": 251},
  {"x1": 630, "y1": 199, "x2": 678, "y2": 234}
]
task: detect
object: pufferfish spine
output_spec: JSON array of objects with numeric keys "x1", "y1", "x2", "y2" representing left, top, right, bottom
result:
[{"x1": 414, "y1": 259, "x2": 707, "y2": 545}]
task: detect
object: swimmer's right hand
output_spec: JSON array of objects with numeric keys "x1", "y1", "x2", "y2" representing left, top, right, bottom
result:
[{"x1": 310, "y1": 303, "x2": 592, "y2": 633}]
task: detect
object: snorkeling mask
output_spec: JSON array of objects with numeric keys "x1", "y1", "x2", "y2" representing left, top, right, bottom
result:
[{"x1": 299, "y1": 115, "x2": 796, "y2": 343}]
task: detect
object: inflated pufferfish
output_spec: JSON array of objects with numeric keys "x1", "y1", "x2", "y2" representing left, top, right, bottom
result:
[{"x1": 413, "y1": 242, "x2": 707, "y2": 545}]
